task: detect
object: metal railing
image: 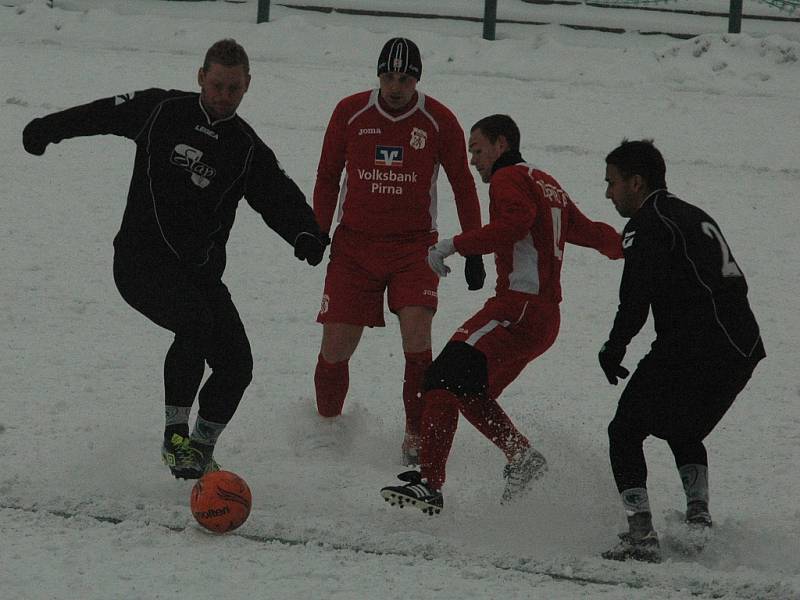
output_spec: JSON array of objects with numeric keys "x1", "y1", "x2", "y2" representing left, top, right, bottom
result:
[
  {"x1": 258, "y1": 0, "x2": 270, "y2": 23},
  {"x1": 257, "y1": 0, "x2": 798, "y2": 37}
]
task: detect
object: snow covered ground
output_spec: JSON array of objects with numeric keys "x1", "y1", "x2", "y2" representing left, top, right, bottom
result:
[{"x1": 1, "y1": 1, "x2": 799, "y2": 598}]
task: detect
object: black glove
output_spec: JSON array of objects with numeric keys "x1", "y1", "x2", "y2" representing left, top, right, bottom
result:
[
  {"x1": 23, "y1": 118, "x2": 50, "y2": 156},
  {"x1": 294, "y1": 231, "x2": 330, "y2": 266},
  {"x1": 598, "y1": 342, "x2": 630, "y2": 385},
  {"x1": 464, "y1": 255, "x2": 486, "y2": 291}
]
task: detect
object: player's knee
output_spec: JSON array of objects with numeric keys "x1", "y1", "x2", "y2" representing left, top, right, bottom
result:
[
  {"x1": 232, "y1": 346, "x2": 254, "y2": 387},
  {"x1": 207, "y1": 338, "x2": 253, "y2": 387},
  {"x1": 171, "y1": 334, "x2": 204, "y2": 360},
  {"x1": 608, "y1": 416, "x2": 629, "y2": 443},
  {"x1": 424, "y1": 341, "x2": 488, "y2": 398},
  {"x1": 174, "y1": 306, "x2": 215, "y2": 344},
  {"x1": 236, "y1": 353, "x2": 254, "y2": 388},
  {"x1": 608, "y1": 414, "x2": 649, "y2": 448}
]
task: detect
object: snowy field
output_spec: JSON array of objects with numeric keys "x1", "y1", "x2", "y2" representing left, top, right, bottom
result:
[{"x1": 1, "y1": 0, "x2": 799, "y2": 598}]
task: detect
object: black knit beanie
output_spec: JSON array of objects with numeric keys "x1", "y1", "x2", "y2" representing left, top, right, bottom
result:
[{"x1": 377, "y1": 38, "x2": 422, "y2": 81}]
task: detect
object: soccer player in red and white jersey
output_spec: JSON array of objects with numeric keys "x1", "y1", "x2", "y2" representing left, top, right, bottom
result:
[
  {"x1": 312, "y1": 38, "x2": 484, "y2": 464},
  {"x1": 381, "y1": 114, "x2": 623, "y2": 514}
]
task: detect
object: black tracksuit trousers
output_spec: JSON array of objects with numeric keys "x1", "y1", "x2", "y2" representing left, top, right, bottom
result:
[
  {"x1": 113, "y1": 251, "x2": 253, "y2": 425},
  {"x1": 608, "y1": 341, "x2": 764, "y2": 493}
]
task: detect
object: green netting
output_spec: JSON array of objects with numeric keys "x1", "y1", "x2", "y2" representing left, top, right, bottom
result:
[{"x1": 757, "y1": 0, "x2": 799, "y2": 13}]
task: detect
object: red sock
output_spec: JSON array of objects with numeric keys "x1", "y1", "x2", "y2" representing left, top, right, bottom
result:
[
  {"x1": 402, "y1": 349, "x2": 432, "y2": 437},
  {"x1": 419, "y1": 389, "x2": 460, "y2": 490},
  {"x1": 314, "y1": 354, "x2": 349, "y2": 417},
  {"x1": 459, "y1": 395, "x2": 529, "y2": 461}
]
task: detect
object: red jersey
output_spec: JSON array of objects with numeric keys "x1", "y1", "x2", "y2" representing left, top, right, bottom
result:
[
  {"x1": 313, "y1": 90, "x2": 482, "y2": 238},
  {"x1": 453, "y1": 162, "x2": 622, "y2": 303}
]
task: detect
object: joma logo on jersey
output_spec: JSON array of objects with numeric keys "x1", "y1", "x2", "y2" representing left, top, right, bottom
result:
[
  {"x1": 375, "y1": 145, "x2": 404, "y2": 167},
  {"x1": 170, "y1": 144, "x2": 216, "y2": 188}
]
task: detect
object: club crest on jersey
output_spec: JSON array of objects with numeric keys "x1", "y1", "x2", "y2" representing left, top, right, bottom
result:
[
  {"x1": 375, "y1": 145, "x2": 404, "y2": 167},
  {"x1": 170, "y1": 144, "x2": 216, "y2": 188},
  {"x1": 409, "y1": 127, "x2": 427, "y2": 150},
  {"x1": 623, "y1": 230, "x2": 636, "y2": 249},
  {"x1": 114, "y1": 92, "x2": 135, "y2": 106}
]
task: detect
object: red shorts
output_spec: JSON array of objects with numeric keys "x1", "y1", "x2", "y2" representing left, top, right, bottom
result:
[
  {"x1": 317, "y1": 226, "x2": 439, "y2": 327},
  {"x1": 450, "y1": 293, "x2": 561, "y2": 400}
]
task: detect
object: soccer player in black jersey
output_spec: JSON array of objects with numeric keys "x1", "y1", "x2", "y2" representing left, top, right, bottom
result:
[
  {"x1": 22, "y1": 39, "x2": 328, "y2": 479},
  {"x1": 599, "y1": 139, "x2": 765, "y2": 562}
]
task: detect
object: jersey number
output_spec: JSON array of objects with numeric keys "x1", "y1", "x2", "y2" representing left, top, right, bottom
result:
[
  {"x1": 701, "y1": 221, "x2": 742, "y2": 277},
  {"x1": 551, "y1": 207, "x2": 563, "y2": 260}
]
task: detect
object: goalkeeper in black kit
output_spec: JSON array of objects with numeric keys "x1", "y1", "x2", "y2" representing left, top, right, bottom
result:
[
  {"x1": 599, "y1": 139, "x2": 765, "y2": 563},
  {"x1": 22, "y1": 39, "x2": 329, "y2": 479}
]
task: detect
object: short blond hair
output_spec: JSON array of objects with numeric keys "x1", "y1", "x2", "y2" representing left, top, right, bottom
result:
[{"x1": 203, "y1": 39, "x2": 249, "y2": 73}]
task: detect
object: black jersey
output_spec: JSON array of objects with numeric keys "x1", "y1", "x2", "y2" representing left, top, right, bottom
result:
[
  {"x1": 608, "y1": 190, "x2": 763, "y2": 364},
  {"x1": 29, "y1": 88, "x2": 322, "y2": 280}
]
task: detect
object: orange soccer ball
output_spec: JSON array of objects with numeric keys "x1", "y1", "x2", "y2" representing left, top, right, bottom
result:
[{"x1": 190, "y1": 470, "x2": 252, "y2": 533}]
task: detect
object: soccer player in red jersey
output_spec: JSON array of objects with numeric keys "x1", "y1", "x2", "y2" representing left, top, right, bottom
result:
[
  {"x1": 381, "y1": 114, "x2": 623, "y2": 513},
  {"x1": 312, "y1": 38, "x2": 484, "y2": 464}
]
